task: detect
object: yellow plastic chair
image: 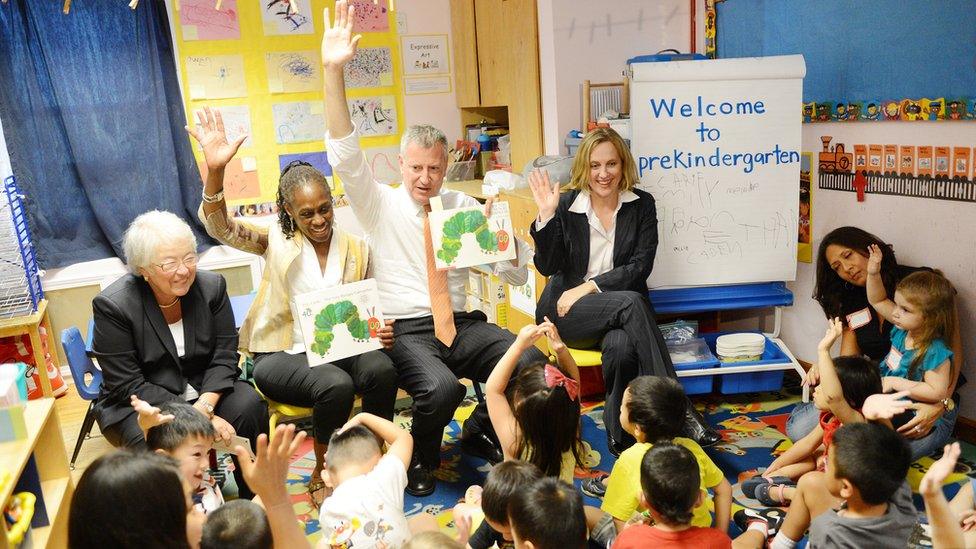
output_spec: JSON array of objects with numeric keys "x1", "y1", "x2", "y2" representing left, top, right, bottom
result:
[{"x1": 254, "y1": 387, "x2": 313, "y2": 435}]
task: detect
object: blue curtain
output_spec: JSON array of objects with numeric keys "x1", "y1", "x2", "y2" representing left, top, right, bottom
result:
[{"x1": 0, "y1": 0, "x2": 214, "y2": 268}]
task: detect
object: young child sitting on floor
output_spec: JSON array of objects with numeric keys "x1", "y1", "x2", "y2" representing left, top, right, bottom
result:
[
  {"x1": 317, "y1": 412, "x2": 415, "y2": 549},
  {"x1": 508, "y1": 477, "x2": 587, "y2": 549},
  {"x1": 201, "y1": 499, "x2": 271, "y2": 549},
  {"x1": 733, "y1": 422, "x2": 916, "y2": 549},
  {"x1": 745, "y1": 318, "x2": 882, "y2": 506},
  {"x1": 611, "y1": 443, "x2": 731, "y2": 548},
  {"x1": 486, "y1": 318, "x2": 584, "y2": 482},
  {"x1": 462, "y1": 460, "x2": 543, "y2": 549},
  {"x1": 132, "y1": 395, "x2": 225, "y2": 514},
  {"x1": 588, "y1": 376, "x2": 731, "y2": 546}
]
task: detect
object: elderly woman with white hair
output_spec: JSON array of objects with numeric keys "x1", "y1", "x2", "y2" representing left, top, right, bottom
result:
[{"x1": 91, "y1": 210, "x2": 268, "y2": 498}]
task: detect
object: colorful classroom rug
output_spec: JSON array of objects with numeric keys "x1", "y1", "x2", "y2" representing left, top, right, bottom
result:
[{"x1": 280, "y1": 378, "x2": 974, "y2": 547}]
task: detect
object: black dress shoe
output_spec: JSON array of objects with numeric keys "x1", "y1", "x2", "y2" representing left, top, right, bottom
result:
[
  {"x1": 682, "y1": 402, "x2": 722, "y2": 447},
  {"x1": 406, "y1": 460, "x2": 435, "y2": 497},
  {"x1": 606, "y1": 432, "x2": 626, "y2": 458},
  {"x1": 459, "y1": 430, "x2": 504, "y2": 464}
]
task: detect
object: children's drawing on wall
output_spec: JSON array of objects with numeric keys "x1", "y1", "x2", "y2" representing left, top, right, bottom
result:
[
  {"x1": 350, "y1": 0, "x2": 389, "y2": 32},
  {"x1": 197, "y1": 158, "x2": 260, "y2": 200},
  {"x1": 179, "y1": 0, "x2": 239, "y2": 40},
  {"x1": 192, "y1": 106, "x2": 251, "y2": 151},
  {"x1": 348, "y1": 96, "x2": 397, "y2": 137},
  {"x1": 343, "y1": 47, "x2": 393, "y2": 88},
  {"x1": 294, "y1": 279, "x2": 385, "y2": 366},
  {"x1": 797, "y1": 153, "x2": 812, "y2": 263},
  {"x1": 262, "y1": 0, "x2": 312, "y2": 35},
  {"x1": 364, "y1": 146, "x2": 401, "y2": 186},
  {"x1": 802, "y1": 96, "x2": 973, "y2": 122},
  {"x1": 818, "y1": 136, "x2": 976, "y2": 203},
  {"x1": 266, "y1": 51, "x2": 322, "y2": 93},
  {"x1": 185, "y1": 55, "x2": 248, "y2": 99},
  {"x1": 272, "y1": 101, "x2": 326, "y2": 144}
]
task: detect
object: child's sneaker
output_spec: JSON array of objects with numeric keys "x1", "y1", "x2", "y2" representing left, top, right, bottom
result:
[
  {"x1": 581, "y1": 473, "x2": 609, "y2": 498},
  {"x1": 733, "y1": 507, "x2": 786, "y2": 537}
]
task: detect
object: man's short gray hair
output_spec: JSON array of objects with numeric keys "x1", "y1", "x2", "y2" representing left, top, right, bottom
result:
[
  {"x1": 400, "y1": 124, "x2": 448, "y2": 157},
  {"x1": 122, "y1": 210, "x2": 198, "y2": 272}
]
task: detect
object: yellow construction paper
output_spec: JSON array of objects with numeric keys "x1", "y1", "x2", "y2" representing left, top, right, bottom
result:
[
  {"x1": 185, "y1": 55, "x2": 247, "y2": 99},
  {"x1": 189, "y1": 85, "x2": 206, "y2": 100},
  {"x1": 381, "y1": 95, "x2": 395, "y2": 110},
  {"x1": 269, "y1": 79, "x2": 283, "y2": 93}
]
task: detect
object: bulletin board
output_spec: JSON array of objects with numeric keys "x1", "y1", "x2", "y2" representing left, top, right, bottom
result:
[
  {"x1": 716, "y1": 0, "x2": 976, "y2": 106},
  {"x1": 170, "y1": 0, "x2": 405, "y2": 209}
]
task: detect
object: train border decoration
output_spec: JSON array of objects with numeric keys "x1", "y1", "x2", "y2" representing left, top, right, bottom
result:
[
  {"x1": 818, "y1": 136, "x2": 976, "y2": 203},
  {"x1": 803, "y1": 98, "x2": 976, "y2": 123}
]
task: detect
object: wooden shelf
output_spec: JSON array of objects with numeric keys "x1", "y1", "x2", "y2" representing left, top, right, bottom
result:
[{"x1": 0, "y1": 398, "x2": 73, "y2": 549}]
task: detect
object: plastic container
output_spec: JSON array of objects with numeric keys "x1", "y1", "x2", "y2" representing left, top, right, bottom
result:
[
  {"x1": 669, "y1": 338, "x2": 719, "y2": 395},
  {"x1": 445, "y1": 160, "x2": 476, "y2": 182},
  {"x1": 701, "y1": 332, "x2": 787, "y2": 394}
]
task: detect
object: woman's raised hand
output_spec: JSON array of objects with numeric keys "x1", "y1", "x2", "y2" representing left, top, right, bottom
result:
[
  {"x1": 321, "y1": 0, "x2": 361, "y2": 70},
  {"x1": 866, "y1": 244, "x2": 883, "y2": 276},
  {"x1": 185, "y1": 106, "x2": 246, "y2": 171},
  {"x1": 528, "y1": 169, "x2": 560, "y2": 221}
]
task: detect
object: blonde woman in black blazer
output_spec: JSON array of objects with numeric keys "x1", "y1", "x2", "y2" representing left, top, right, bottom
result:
[
  {"x1": 92, "y1": 210, "x2": 268, "y2": 498},
  {"x1": 529, "y1": 128, "x2": 719, "y2": 456}
]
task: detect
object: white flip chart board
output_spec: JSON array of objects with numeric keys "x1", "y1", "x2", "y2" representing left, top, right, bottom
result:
[{"x1": 630, "y1": 55, "x2": 806, "y2": 288}]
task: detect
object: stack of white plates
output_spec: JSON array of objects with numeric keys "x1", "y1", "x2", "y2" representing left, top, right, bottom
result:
[{"x1": 716, "y1": 333, "x2": 766, "y2": 362}]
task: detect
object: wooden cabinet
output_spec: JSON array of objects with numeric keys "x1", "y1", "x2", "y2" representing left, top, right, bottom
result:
[
  {"x1": 501, "y1": 188, "x2": 547, "y2": 336},
  {"x1": 0, "y1": 399, "x2": 73, "y2": 548},
  {"x1": 449, "y1": 0, "x2": 543, "y2": 172}
]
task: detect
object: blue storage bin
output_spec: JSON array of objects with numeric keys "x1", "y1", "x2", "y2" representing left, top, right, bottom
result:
[
  {"x1": 701, "y1": 332, "x2": 787, "y2": 394},
  {"x1": 671, "y1": 339, "x2": 720, "y2": 395}
]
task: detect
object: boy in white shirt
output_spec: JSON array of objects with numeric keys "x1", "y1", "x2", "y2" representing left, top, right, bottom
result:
[{"x1": 319, "y1": 412, "x2": 414, "y2": 548}]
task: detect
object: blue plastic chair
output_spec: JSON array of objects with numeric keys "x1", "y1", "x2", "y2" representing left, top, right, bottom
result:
[{"x1": 61, "y1": 326, "x2": 102, "y2": 470}]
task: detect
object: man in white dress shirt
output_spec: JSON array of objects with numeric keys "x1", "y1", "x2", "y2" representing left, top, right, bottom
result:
[{"x1": 321, "y1": 2, "x2": 546, "y2": 496}]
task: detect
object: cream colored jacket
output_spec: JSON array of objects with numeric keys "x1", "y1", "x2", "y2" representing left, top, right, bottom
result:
[{"x1": 198, "y1": 206, "x2": 369, "y2": 354}]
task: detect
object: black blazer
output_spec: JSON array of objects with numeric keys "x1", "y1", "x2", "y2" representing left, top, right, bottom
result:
[
  {"x1": 92, "y1": 270, "x2": 239, "y2": 429},
  {"x1": 530, "y1": 188, "x2": 659, "y2": 321}
]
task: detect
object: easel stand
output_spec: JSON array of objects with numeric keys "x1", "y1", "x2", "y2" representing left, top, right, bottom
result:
[{"x1": 650, "y1": 282, "x2": 810, "y2": 402}]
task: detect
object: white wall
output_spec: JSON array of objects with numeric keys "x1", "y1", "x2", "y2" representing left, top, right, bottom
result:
[
  {"x1": 537, "y1": 0, "x2": 694, "y2": 155},
  {"x1": 396, "y1": 0, "x2": 463, "y2": 143},
  {"x1": 0, "y1": 115, "x2": 11, "y2": 181},
  {"x1": 781, "y1": 121, "x2": 976, "y2": 418}
]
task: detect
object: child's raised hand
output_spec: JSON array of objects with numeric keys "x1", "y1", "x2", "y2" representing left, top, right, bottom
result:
[
  {"x1": 862, "y1": 390, "x2": 916, "y2": 420},
  {"x1": 130, "y1": 394, "x2": 174, "y2": 432},
  {"x1": 920, "y1": 442, "x2": 961, "y2": 497},
  {"x1": 818, "y1": 317, "x2": 844, "y2": 351},
  {"x1": 867, "y1": 244, "x2": 883, "y2": 276},
  {"x1": 234, "y1": 424, "x2": 307, "y2": 506},
  {"x1": 539, "y1": 316, "x2": 565, "y2": 354},
  {"x1": 515, "y1": 323, "x2": 545, "y2": 348}
]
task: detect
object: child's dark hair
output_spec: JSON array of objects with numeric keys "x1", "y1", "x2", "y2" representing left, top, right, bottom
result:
[
  {"x1": 507, "y1": 478, "x2": 586, "y2": 549},
  {"x1": 482, "y1": 460, "x2": 543, "y2": 524},
  {"x1": 276, "y1": 162, "x2": 331, "y2": 239},
  {"x1": 325, "y1": 424, "x2": 382, "y2": 472},
  {"x1": 831, "y1": 423, "x2": 910, "y2": 505},
  {"x1": 896, "y1": 270, "x2": 957, "y2": 380},
  {"x1": 640, "y1": 442, "x2": 700, "y2": 526},
  {"x1": 626, "y1": 376, "x2": 686, "y2": 442},
  {"x1": 146, "y1": 400, "x2": 217, "y2": 452},
  {"x1": 832, "y1": 356, "x2": 883, "y2": 409},
  {"x1": 69, "y1": 450, "x2": 190, "y2": 549},
  {"x1": 201, "y1": 499, "x2": 271, "y2": 549},
  {"x1": 507, "y1": 361, "x2": 583, "y2": 477}
]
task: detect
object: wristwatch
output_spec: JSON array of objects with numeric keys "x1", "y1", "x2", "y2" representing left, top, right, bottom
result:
[
  {"x1": 942, "y1": 397, "x2": 955, "y2": 412},
  {"x1": 199, "y1": 401, "x2": 215, "y2": 419}
]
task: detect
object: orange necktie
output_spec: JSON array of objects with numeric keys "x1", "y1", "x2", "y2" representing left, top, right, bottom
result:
[{"x1": 423, "y1": 208, "x2": 456, "y2": 347}]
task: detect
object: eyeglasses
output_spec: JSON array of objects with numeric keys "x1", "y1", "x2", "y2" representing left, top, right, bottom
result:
[{"x1": 154, "y1": 254, "x2": 199, "y2": 274}]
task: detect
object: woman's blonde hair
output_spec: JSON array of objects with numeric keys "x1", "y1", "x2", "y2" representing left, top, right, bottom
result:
[
  {"x1": 896, "y1": 270, "x2": 957, "y2": 379},
  {"x1": 568, "y1": 127, "x2": 639, "y2": 193}
]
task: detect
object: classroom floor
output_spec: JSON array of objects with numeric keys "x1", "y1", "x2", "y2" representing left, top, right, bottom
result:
[{"x1": 55, "y1": 376, "x2": 967, "y2": 547}]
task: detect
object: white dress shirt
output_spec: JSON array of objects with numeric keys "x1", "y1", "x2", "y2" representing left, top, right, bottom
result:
[
  {"x1": 326, "y1": 130, "x2": 531, "y2": 319},
  {"x1": 536, "y1": 190, "x2": 639, "y2": 290},
  {"x1": 285, "y1": 234, "x2": 342, "y2": 354},
  {"x1": 168, "y1": 320, "x2": 199, "y2": 400}
]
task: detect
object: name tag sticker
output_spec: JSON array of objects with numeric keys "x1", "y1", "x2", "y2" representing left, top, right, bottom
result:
[
  {"x1": 846, "y1": 308, "x2": 871, "y2": 330},
  {"x1": 886, "y1": 347, "x2": 904, "y2": 372}
]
